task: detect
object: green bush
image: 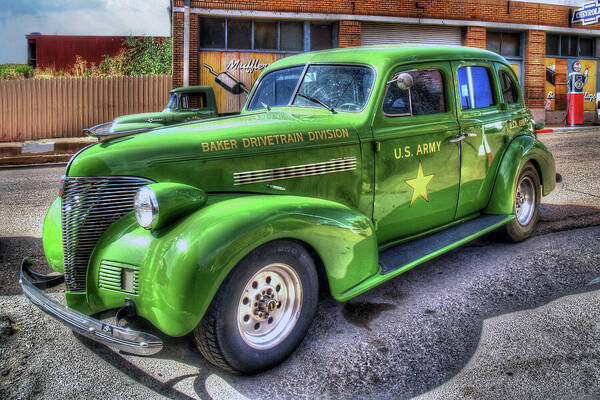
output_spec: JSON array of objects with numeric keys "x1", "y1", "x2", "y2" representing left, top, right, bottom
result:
[
  {"x1": 98, "y1": 37, "x2": 172, "y2": 77},
  {"x1": 0, "y1": 64, "x2": 34, "y2": 79}
]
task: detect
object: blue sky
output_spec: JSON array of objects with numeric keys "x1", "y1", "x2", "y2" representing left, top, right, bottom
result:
[{"x1": 0, "y1": 0, "x2": 171, "y2": 64}]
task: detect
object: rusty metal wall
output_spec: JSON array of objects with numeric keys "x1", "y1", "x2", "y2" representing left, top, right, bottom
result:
[{"x1": 0, "y1": 75, "x2": 172, "y2": 142}]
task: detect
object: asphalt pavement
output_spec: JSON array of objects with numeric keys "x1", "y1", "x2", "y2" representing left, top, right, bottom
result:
[{"x1": 0, "y1": 129, "x2": 599, "y2": 400}]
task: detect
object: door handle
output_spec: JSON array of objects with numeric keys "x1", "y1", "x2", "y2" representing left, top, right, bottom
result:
[
  {"x1": 465, "y1": 132, "x2": 477, "y2": 137},
  {"x1": 449, "y1": 134, "x2": 465, "y2": 143}
]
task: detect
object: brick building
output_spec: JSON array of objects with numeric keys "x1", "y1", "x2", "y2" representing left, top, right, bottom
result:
[{"x1": 171, "y1": 0, "x2": 600, "y2": 123}]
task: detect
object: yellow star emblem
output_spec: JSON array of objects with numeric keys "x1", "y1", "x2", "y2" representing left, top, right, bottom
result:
[{"x1": 405, "y1": 162, "x2": 434, "y2": 206}]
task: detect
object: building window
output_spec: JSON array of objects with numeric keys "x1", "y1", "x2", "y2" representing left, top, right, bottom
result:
[
  {"x1": 546, "y1": 34, "x2": 595, "y2": 58},
  {"x1": 486, "y1": 32, "x2": 521, "y2": 57},
  {"x1": 310, "y1": 23, "x2": 333, "y2": 51},
  {"x1": 199, "y1": 18, "x2": 336, "y2": 53},
  {"x1": 280, "y1": 22, "x2": 304, "y2": 51},
  {"x1": 199, "y1": 18, "x2": 225, "y2": 49}
]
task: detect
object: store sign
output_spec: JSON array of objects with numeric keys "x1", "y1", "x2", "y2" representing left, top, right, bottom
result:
[
  {"x1": 200, "y1": 51, "x2": 278, "y2": 113},
  {"x1": 226, "y1": 59, "x2": 270, "y2": 74},
  {"x1": 572, "y1": 0, "x2": 600, "y2": 25}
]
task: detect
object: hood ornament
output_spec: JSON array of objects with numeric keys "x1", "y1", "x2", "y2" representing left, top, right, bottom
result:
[{"x1": 83, "y1": 122, "x2": 153, "y2": 142}]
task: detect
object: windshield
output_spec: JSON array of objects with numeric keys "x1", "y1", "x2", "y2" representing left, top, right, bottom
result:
[
  {"x1": 247, "y1": 66, "x2": 304, "y2": 111},
  {"x1": 293, "y1": 65, "x2": 375, "y2": 112},
  {"x1": 164, "y1": 93, "x2": 178, "y2": 111}
]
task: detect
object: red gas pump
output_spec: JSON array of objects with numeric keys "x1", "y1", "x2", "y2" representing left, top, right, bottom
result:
[{"x1": 566, "y1": 61, "x2": 588, "y2": 126}]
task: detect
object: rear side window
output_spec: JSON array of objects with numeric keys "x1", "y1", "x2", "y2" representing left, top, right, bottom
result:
[
  {"x1": 383, "y1": 69, "x2": 446, "y2": 117},
  {"x1": 181, "y1": 92, "x2": 207, "y2": 109},
  {"x1": 499, "y1": 70, "x2": 519, "y2": 104},
  {"x1": 457, "y1": 66, "x2": 495, "y2": 109}
]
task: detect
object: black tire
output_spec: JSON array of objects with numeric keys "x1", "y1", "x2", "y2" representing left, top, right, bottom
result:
[
  {"x1": 194, "y1": 240, "x2": 319, "y2": 374},
  {"x1": 503, "y1": 162, "x2": 541, "y2": 242}
]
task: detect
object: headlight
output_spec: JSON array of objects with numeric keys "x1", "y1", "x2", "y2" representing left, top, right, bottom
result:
[
  {"x1": 133, "y1": 183, "x2": 207, "y2": 230},
  {"x1": 134, "y1": 186, "x2": 159, "y2": 229}
]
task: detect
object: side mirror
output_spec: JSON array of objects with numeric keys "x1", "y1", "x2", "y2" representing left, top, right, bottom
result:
[
  {"x1": 387, "y1": 72, "x2": 414, "y2": 90},
  {"x1": 534, "y1": 122, "x2": 545, "y2": 131}
]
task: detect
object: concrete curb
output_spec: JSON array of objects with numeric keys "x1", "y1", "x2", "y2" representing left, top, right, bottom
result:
[
  {"x1": 0, "y1": 137, "x2": 96, "y2": 166},
  {"x1": 544, "y1": 125, "x2": 600, "y2": 134},
  {"x1": 0, "y1": 126, "x2": 597, "y2": 166}
]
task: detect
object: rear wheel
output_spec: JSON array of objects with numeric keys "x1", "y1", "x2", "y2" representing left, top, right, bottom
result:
[
  {"x1": 504, "y1": 162, "x2": 541, "y2": 242},
  {"x1": 194, "y1": 240, "x2": 318, "y2": 374}
]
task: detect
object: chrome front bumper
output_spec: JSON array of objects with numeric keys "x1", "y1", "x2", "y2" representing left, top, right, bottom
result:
[{"x1": 19, "y1": 258, "x2": 163, "y2": 356}]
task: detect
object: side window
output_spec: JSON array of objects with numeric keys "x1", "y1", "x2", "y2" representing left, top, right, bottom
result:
[
  {"x1": 499, "y1": 70, "x2": 519, "y2": 104},
  {"x1": 382, "y1": 69, "x2": 446, "y2": 117},
  {"x1": 247, "y1": 66, "x2": 304, "y2": 110},
  {"x1": 457, "y1": 66, "x2": 495, "y2": 110},
  {"x1": 181, "y1": 93, "x2": 207, "y2": 110}
]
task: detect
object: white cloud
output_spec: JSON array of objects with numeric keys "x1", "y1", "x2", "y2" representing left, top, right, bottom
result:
[{"x1": 0, "y1": 0, "x2": 170, "y2": 64}]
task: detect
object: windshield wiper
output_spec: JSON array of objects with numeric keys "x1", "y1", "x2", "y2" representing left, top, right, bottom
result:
[{"x1": 297, "y1": 93, "x2": 336, "y2": 114}]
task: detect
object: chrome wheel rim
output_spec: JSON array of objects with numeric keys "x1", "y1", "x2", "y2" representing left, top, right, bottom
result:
[
  {"x1": 236, "y1": 263, "x2": 302, "y2": 350},
  {"x1": 515, "y1": 175, "x2": 535, "y2": 226}
]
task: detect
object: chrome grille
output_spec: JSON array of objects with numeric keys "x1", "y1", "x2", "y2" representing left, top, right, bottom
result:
[
  {"x1": 61, "y1": 176, "x2": 152, "y2": 292},
  {"x1": 99, "y1": 260, "x2": 140, "y2": 295},
  {"x1": 233, "y1": 157, "x2": 357, "y2": 186}
]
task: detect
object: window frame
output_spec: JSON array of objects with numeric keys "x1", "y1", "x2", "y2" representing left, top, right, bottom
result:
[
  {"x1": 454, "y1": 62, "x2": 499, "y2": 113},
  {"x1": 486, "y1": 30, "x2": 524, "y2": 89},
  {"x1": 244, "y1": 62, "x2": 377, "y2": 113},
  {"x1": 180, "y1": 92, "x2": 208, "y2": 111},
  {"x1": 496, "y1": 67, "x2": 522, "y2": 106},
  {"x1": 198, "y1": 18, "x2": 338, "y2": 54},
  {"x1": 246, "y1": 65, "x2": 306, "y2": 111},
  {"x1": 546, "y1": 33, "x2": 596, "y2": 59},
  {"x1": 381, "y1": 68, "x2": 448, "y2": 118},
  {"x1": 377, "y1": 62, "x2": 455, "y2": 124}
]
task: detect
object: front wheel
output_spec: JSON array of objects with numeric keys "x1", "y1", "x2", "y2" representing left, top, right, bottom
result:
[
  {"x1": 194, "y1": 240, "x2": 319, "y2": 374},
  {"x1": 503, "y1": 162, "x2": 541, "y2": 242}
]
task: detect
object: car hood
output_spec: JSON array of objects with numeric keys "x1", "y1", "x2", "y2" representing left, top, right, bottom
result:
[
  {"x1": 113, "y1": 111, "x2": 168, "y2": 125},
  {"x1": 66, "y1": 109, "x2": 363, "y2": 184}
]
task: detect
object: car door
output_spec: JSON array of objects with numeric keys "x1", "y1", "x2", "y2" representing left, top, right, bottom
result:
[
  {"x1": 372, "y1": 62, "x2": 461, "y2": 244},
  {"x1": 453, "y1": 62, "x2": 510, "y2": 219}
]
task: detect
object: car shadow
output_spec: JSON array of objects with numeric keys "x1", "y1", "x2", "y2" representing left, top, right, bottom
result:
[
  {"x1": 73, "y1": 227, "x2": 600, "y2": 400},
  {"x1": 0, "y1": 236, "x2": 60, "y2": 296},
  {"x1": 7, "y1": 204, "x2": 600, "y2": 399}
]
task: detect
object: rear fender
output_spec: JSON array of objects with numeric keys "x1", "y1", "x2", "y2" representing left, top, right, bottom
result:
[{"x1": 485, "y1": 135, "x2": 556, "y2": 215}]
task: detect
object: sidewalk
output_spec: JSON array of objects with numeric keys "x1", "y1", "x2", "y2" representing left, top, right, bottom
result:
[
  {"x1": 544, "y1": 125, "x2": 600, "y2": 134},
  {"x1": 0, "y1": 125, "x2": 597, "y2": 166},
  {"x1": 0, "y1": 137, "x2": 96, "y2": 166}
]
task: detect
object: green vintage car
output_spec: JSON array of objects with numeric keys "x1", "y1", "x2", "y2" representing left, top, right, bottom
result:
[
  {"x1": 83, "y1": 85, "x2": 233, "y2": 137},
  {"x1": 21, "y1": 46, "x2": 558, "y2": 374}
]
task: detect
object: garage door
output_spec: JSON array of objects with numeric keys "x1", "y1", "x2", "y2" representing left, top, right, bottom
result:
[{"x1": 361, "y1": 23, "x2": 462, "y2": 46}]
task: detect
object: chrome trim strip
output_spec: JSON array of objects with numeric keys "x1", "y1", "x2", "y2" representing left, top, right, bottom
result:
[
  {"x1": 20, "y1": 259, "x2": 162, "y2": 356},
  {"x1": 99, "y1": 260, "x2": 140, "y2": 295},
  {"x1": 62, "y1": 176, "x2": 153, "y2": 292},
  {"x1": 233, "y1": 157, "x2": 357, "y2": 186}
]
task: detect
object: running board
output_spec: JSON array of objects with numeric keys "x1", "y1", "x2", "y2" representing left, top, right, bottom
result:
[
  {"x1": 379, "y1": 214, "x2": 512, "y2": 274},
  {"x1": 335, "y1": 214, "x2": 514, "y2": 302}
]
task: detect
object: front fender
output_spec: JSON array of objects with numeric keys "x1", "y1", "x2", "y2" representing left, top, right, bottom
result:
[
  {"x1": 87, "y1": 195, "x2": 378, "y2": 337},
  {"x1": 113, "y1": 122, "x2": 166, "y2": 132},
  {"x1": 485, "y1": 135, "x2": 556, "y2": 215},
  {"x1": 42, "y1": 197, "x2": 63, "y2": 273}
]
